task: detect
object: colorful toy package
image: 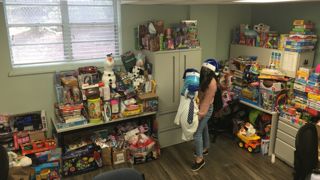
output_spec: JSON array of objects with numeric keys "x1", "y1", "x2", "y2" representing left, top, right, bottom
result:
[{"x1": 62, "y1": 144, "x2": 102, "y2": 176}]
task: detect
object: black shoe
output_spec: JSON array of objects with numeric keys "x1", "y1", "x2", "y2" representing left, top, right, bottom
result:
[
  {"x1": 193, "y1": 150, "x2": 209, "y2": 157},
  {"x1": 191, "y1": 159, "x2": 205, "y2": 171}
]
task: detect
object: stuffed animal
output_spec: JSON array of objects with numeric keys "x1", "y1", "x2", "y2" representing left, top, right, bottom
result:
[
  {"x1": 102, "y1": 54, "x2": 116, "y2": 89},
  {"x1": 174, "y1": 68, "x2": 200, "y2": 141},
  {"x1": 129, "y1": 56, "x2": 145, "y2": 90}
]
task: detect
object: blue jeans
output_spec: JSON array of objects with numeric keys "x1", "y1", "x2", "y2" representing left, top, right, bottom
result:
[{"x1": 194, "y1": 105, "x2": 213, "y2": 157}]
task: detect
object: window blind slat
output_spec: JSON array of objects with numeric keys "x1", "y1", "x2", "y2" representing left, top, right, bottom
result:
[{"x1": 4, "y1": 0, "x2": 120, "y2": 66}]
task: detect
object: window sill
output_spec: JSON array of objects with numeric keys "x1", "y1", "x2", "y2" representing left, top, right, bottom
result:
[{"x1": 8, "y1": 58, "x2": 123, "y2": 77}]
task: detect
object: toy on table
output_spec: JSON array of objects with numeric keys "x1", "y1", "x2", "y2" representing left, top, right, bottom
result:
[
  {"x1": 102, "y1": 53, "x2": 116, "y2": 89},
  {"x1": 237, "y1": 122, "x2": 261, "y2": 153},
  {"x1": 128, "y1": 54, "x2": 146, "y2": 91}
]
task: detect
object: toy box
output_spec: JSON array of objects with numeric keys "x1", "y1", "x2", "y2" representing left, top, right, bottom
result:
[
  {"x1": 112, "y1": 148, "x2": 128, "y2": 165},
  {"x1": 11, "y1": 110, "x2": 47, "y2": 132},
  {"x1": 0, "y1": 114, "x2": 11, "y2": 134},
  {"x1": 259, "y1": 88, "x2": 282, "y2": 111},
  {"x1": 33, "y1": 148, "x2": 62, "y2": 165},
  {"x1": 62, "y1": 144, "x2": 102, "y2": 176},
  {"x1": 32, "y1": 162, "x2": 60, "y2": 180},
  {"x1": 13, "y1": 130, "x2": 46, "y2": 151},
  {"x1": 260, "y1": 80, "x2": 284, "y2": 92},
  {"x1": 20, "y1": 139, "x2": 57, "y2": 156},
  {"x1": 101, "y1": 147, "x2": 112, "y2": 166},
  {"x1": 138, "y1": 93, "x2": 158, "y2": 112}
]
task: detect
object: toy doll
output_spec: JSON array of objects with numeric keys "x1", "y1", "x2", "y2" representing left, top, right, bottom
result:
[{"x1": 102, "y1": 54, "x2": 116, "y2": 89}]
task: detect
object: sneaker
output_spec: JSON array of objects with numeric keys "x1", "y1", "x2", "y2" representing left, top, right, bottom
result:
[
  {"x1": 193, "y1": 150, "x2": 209, "y2": 157},
  {"x1": 191, "y1": 159, "x2": 206, "y2": 171}
]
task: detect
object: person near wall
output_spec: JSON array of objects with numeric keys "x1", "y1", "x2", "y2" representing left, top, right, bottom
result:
[{"x1": 192, "y1": 59, "x2": 220, "y2": 171}]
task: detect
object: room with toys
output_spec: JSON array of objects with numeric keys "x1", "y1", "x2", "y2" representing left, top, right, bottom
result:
[{"x1": 1, "y1": 0, "x2": 320, "y2": 180}]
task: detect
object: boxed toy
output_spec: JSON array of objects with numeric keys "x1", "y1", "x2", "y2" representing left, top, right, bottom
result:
[
  {"x1": 32, "y1": 162, "x2": 60, "y2": 180},
  {"x1": 11, "y1": 110, "x2": 47, "y2": 132},
  {"x1": 101, "y1": 147, "x2": 112, "y2": 166},
  {"x1": 112, "y1": 148, "x2": 128, "y2": 165},
  {"x1": 138, "y1": 93, "x2": 158, "y2": 112},
  {"x1": 62, "y1": 144, "x2": 102, "y2": 176}
]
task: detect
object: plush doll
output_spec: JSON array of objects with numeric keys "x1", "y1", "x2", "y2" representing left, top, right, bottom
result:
[
  {"x1": 174, "y1": 68, "x2": 200, "y2": 141},
  {"x1": 102, "y1": 54, "x2": 116, "y2": 89},
  {"x1": 129, "y1": 55, "x2": 145, "y2": 90}
]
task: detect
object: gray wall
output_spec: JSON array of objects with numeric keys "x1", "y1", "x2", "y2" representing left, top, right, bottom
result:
[
  {"x1": 251, "y1": 2, "x2": 320, "y2": 65},
  {"x1": 216, "y1": 5, "x2": 252, "y2": 62}
]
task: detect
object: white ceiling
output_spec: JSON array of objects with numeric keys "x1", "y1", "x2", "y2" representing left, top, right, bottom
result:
[{"x1": 120, "y1": 0, "x2": 320, "y2": 4}]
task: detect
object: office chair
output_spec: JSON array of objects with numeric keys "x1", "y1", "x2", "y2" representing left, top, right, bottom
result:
[
  {"x1": 0, "y1": 144, "x2": 9, "y2": 180},
  {"x1": 93, "y1": 168, "x2": 145, "y2": 180}
]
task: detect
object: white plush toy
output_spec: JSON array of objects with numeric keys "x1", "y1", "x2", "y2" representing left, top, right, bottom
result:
[
  {"x1": 102, "y1": 54, "x2": 116, "y2": 89},
  {"x1": 129, "y1": 57, "x2": 145, "y2": 90}
]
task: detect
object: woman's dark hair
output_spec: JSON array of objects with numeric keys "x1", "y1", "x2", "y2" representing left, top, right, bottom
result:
[
  {"x1": 200, "y1": 66, "x2": 223, "y2": 111},
  {"x1": 200, "y1": 66, "x2": 218, "y2": 92}
]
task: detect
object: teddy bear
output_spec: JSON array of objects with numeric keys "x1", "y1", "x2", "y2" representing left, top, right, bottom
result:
[{"x1": 102, "y1": 54, "x2": 116, "y2": 89}]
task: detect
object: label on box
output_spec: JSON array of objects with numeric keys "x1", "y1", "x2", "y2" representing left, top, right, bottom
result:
[{"x1": 112, "y1": 149, "x2": 126, "y2": 165}]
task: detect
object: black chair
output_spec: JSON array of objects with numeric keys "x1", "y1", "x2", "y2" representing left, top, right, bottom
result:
[
  {"x1": 294, "y1": 123, "x2": 318, "y2": 180},
  {"x1": 0, "y1": 145, "x2": 9, "y2": 180},
  {"x1": 93, "y1": 168, "x2": 145, "y2": 180}
]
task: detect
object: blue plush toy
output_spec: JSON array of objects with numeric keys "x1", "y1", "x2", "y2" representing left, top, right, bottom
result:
[{"x1": 181, "y1": 68, "x2": 200, "y2": 96}]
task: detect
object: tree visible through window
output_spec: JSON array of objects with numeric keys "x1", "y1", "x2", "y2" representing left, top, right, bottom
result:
[{"x1": 4, "y1": 0, "x2": 120, "y2": 66}]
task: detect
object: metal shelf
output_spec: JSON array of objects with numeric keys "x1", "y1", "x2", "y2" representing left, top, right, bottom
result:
[{"x1": 52, "y1": 111, "x2": 157, "y2": 133}]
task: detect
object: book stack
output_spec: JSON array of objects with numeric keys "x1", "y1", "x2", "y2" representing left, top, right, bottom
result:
[{"x1": 285, "y1": 20, "x2": 318, "y2": 52}]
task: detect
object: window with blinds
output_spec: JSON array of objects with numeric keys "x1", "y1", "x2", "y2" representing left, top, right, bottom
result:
[{"x1": 4, "y1": 0, "x2": 120, "y2": 66}]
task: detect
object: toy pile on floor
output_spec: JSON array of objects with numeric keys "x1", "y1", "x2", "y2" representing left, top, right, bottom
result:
[
  {"x1": 54, "y1": 52, "x2": 158, "y2": 129},
  {"x1": 0, "y1": 112, "x2": 62, "y2": 179},
  {"x1": 136, "y1": 20, "x2": 200, "y2": 51}
]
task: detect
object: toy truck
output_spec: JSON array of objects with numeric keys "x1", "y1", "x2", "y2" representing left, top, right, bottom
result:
[{"x1": 237, "y1": 132, "x2": 261, "y2": 153}]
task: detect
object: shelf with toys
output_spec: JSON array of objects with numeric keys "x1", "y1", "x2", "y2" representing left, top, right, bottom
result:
[
  {"x1": 231, "y1": 20, "x2": 317, "y2": 78},
  {"x1": 49, "y1": 51, "x2": 162, "y2": 177},
  {"x1": 52, "y1": 111, "x2": 156, "y2": 134},
  {"x1": 227, "y1": 19, "x2": 320, "y2": 167}
]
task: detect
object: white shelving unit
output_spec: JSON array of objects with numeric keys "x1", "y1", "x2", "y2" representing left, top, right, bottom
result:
[{"x1": 230, "y1": 44, "x2": 315, "y2": 78}]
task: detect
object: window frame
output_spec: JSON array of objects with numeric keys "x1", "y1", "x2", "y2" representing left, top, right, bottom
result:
[{"x1": 3, "y1": 0, "x2": 122, "y2": 76}]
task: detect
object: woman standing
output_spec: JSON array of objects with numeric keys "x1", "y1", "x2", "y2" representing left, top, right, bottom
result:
[{"x1": 192, "y1": 59, "x2": 220, "y2": 171}]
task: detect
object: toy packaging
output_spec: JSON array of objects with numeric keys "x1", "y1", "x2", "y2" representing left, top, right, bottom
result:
[{"x1": 62, "y1": 144, "x2": 102, "y2": 176}]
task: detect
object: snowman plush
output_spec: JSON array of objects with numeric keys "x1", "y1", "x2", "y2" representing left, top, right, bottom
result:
[{"x1": 102, "y1": 54, "x2": 116, "y2": 89}]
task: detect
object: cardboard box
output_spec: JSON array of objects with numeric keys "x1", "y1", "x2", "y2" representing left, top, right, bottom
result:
[
  {"x1": 8, "y1": 167, "x2": 34, "y2": 180},
  {"x1": 29, "y1": 131, "x2": 45, "y2": 142},
  {"x1": 112, "y1": 148, "x2": 127, "y2": 165},
  {"x1": 101, "y1": 147, "x2": 112, "y2": 166}
]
